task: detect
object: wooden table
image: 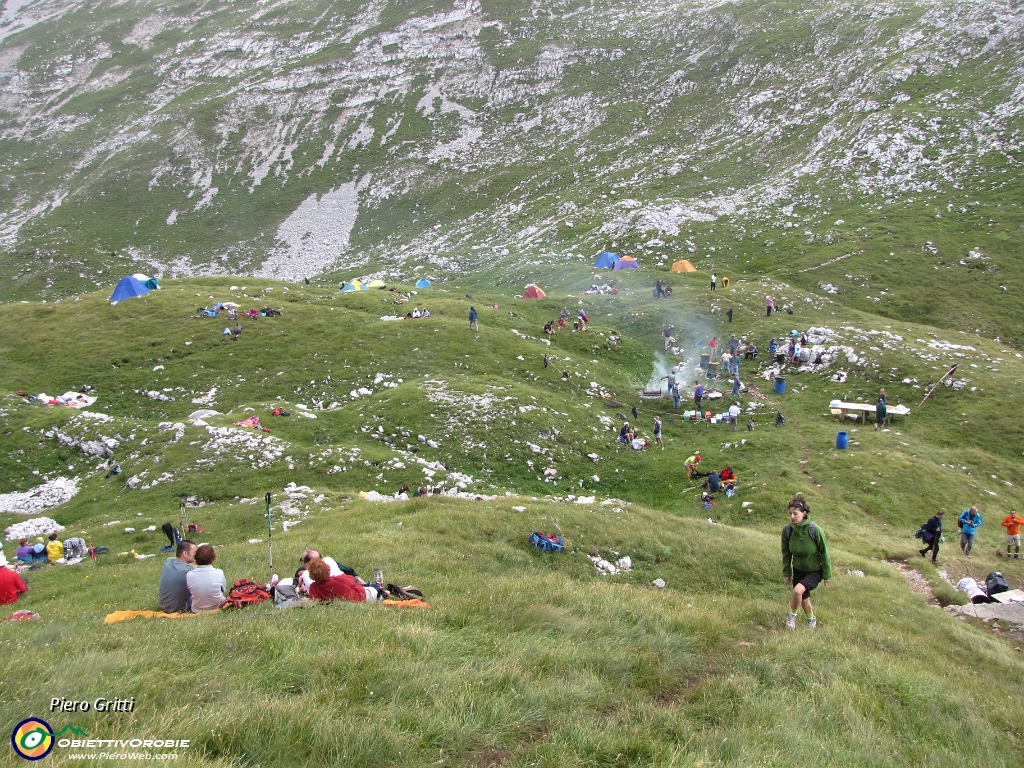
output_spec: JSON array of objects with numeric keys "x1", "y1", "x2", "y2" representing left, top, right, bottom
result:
[{"x1": 829, "y1": 400, "x2": 911, "y2": 425}]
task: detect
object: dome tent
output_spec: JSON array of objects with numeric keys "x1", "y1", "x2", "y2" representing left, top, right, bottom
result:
[
  {"x1": 339, "y1": 279, "x2": 365, "y2": 292},
  {"x1": 593, "y1": 251, "x2": 620, "y2": 268},
  {"x1": 523, "y1": 284, "x2": 546, "y2": 299},
  {"x1": 669, "y1": 259, "x2": 697, "y2": 273},
  {"x1": 365, "y1": 279, "x2": 386, "y2": 288},
  {"x1": 613, "y1": 256, "x2": 639, "y2": 270},
  {"x1": 132, "y1": 273, "x2": 161, "y2": 289},
  {"x1": 109, "y1": 276, "x2": 150, "y2": 303},
  {"x1": 415, "y1": 279, "x2": 432, "y2": 288}
]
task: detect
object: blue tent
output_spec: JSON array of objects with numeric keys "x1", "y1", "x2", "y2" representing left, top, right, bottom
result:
[
  {"x1": 133, "y1": 273, "x2": 160, "y2": 290},
  {"x1": 110, "y1": 276, "x2": 150, "y2": 303},
  {"x1": 594, "y1": 251, "x2": 620, "y2": 268},
  {"x1": 415, "y1": 278, "x2": 432, "y2": 288}
]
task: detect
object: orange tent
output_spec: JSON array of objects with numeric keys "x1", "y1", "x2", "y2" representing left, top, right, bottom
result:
[
  {"x1": 670, "y1": 259, "x2": 697, "y2": 273},
  {"x1": 523, "y1": 284, "x2": 546, "y2": 299}
]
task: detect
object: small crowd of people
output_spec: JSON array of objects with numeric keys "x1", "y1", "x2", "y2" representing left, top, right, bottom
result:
[
  {"x1": 917, "y1": 507, "x2": 1022, "y2": 563},
  {"x1": 157, "y1": 542, "x2": 391, "y2": 613}
]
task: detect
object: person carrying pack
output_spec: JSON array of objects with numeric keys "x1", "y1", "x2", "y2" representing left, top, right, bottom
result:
[
  {"x1": 917, "y1": 511, "x2": 944, "y2": 563},
  {"x1": 781, "y1": 495, "x2": 832, "y2": 630},
  {"x1": 958, "y1": 506, "x2": 982, "y2": 557}
]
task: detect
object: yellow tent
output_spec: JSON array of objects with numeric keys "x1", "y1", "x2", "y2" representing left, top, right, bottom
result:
[
  {"x1": 670, "y1": 259, "x2": 697, "y2": 273},
  {"x1": 365, "y1": 279, "x2": 386, "y2": 288}
]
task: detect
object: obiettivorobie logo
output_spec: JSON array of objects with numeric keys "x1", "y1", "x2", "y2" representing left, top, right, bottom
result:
[{"x1": 11, "y1": 718, "x2": 55, "y2": 761}]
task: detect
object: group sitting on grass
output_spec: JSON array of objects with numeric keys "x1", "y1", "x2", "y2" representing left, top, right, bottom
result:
[{"x1": 157, "y1": 543, "x2": 417, "y2": 613}]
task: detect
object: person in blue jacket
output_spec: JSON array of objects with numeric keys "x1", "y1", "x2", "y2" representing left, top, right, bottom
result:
[
  {"x1": 469, "y1": 307, "x2": 478, "y2": 331},
  {"x1": 958, "y1": 505, "x2": 982, "y2": 557}
]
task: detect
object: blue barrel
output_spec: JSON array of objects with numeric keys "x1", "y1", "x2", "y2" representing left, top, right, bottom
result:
[
  {"x1": 836, "y1": 432, "x2": 848, "y2": 449},
  {"x1": 774, "y1": 377, "x2": 786, "y2": 394}
]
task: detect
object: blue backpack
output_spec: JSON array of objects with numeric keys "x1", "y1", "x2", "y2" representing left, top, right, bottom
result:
[{"x1": 529, "y1": 532, "x2": 565, "y2": 553}]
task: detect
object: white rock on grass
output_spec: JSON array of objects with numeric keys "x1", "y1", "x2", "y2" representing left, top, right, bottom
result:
[
  {"x1": 5, "y1": 516, "x2": 66, "y2": 540},
  {"x1": 0, "y1": 478, "x2": 80, "y2": 516}
]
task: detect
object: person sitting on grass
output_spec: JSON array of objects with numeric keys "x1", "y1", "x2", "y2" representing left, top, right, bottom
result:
[
  {"x1": 618, "y1": 422, "x2": 634, "y2": 444},
  {"x1": 306, "y1": 558, "x2": 382, "y2": 603},
  {"x1": 159, "y1": 540, "x2": 197, "y2": 614},
  {"x1": 544, "y1": 321, "x2": 555, "y2": 336},
  {"x1": 46, "y1": 532, "x2": 63, "y2": 564},
  {"x1": 186, "y1": 544, "x2": 227, "y2": 612},
  {"x1": 16, "y1": 539, "x2": 33, "y2": 565},
  {"x1": 782, "y1": 495, "x2": 832, "y2": 630},
  {"x1": 0, "y1": 564, "x2": 28, "y2": 605}
]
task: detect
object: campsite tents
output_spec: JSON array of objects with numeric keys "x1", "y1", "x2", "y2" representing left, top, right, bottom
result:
[
  {"x1": 109, "y1": 276, "x2": 150, "y2": 303},
  {"x1": 365, "y1": 279, "x2": 386, "y2": 288},
  {"x1": 594, "y1": 251, "x2": 620, "y2": 268},
  {"x1": 339, "y1": 280, "x2": 365, "y2": 292},
  {"x1": 415, "y1": 279, "x2": 432, "y2": 288},
  {"x1": 613, "y1": 256, "x2": 639, "y2": 270},
  {"x1": 132, "y1": 273, "x2": 160, "y2": 290},
  {"x1": 523, "y1": 284, "x2": 546, "y2": 299},
  {"x1": 669, "y1": 259, "x2": 697, "y2": 273}
]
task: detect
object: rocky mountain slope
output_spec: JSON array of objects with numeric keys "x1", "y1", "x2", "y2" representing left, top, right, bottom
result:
[{"x1": 1, "y1": 0, "x2": 1022, "y2": 335}]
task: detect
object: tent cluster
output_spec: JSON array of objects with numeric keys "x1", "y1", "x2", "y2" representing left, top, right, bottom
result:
[
  {"x1": 593, "y1": 252, "x2": 639, "y2": 270},
  {"x1": 109, "y1": 274, "x2": 160, "y2": 303},
  {"x1": 340, "y1": 279, "x2": 431, "y2": 293}
]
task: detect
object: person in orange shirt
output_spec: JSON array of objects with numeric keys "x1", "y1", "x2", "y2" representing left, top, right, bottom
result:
[{"x1": 1002, "y1": 509, "x2": 1022, "y2": 559}]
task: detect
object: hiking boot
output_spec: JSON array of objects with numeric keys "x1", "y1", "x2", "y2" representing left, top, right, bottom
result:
[
  {"x1": 785, "y1": 612, "x2": 797, "y2": 630},
  {"x1": 807, "y1": 616, "x2": 817, "y2": 630}
]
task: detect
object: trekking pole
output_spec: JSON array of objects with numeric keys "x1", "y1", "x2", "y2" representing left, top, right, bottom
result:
[
  {"x1": 265, "y1": 492, "x2": 274, "y2": 582},
  {"x1": 919, "y1": 363, "x2": 959, "y2": 408}
]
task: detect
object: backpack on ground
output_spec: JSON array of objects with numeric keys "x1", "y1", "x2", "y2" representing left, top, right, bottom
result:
[
  {"x1": 221, "y1": 579, "x2": 273, "y2": 609},
  {"x1": 985, "y1": 572, "x2": 1010, "y2": 597},
  {"x1": 272, "y1": 582, "x2": 302, "y2": 608},
  {"x1": 784, "y1": 521, "x2": 817, "y2": 545},
  {"x1": 529, "y1": 532, "x2": 565, "y2": 553}
]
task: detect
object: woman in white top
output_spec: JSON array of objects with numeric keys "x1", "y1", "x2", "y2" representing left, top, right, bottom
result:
[{"x1": 186, "y1": 544, "x2": 227, "y2": 612}]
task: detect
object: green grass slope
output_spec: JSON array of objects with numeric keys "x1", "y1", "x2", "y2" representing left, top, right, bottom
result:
[{"x1": 1, "y1": 270, "x2": 1023, "y2": 766}]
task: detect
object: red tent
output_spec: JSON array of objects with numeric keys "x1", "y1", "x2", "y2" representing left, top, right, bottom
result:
[{"x1": 523, "y1": 284, "x2": 546, "y2": 299}]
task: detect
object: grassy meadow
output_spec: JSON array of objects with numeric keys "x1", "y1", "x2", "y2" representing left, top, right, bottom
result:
[{"x1": 1, "y1": 268, "x2": 1023, "y2": 766}]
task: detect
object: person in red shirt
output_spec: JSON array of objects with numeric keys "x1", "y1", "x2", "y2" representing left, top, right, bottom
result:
[
  {"x1": 306, "y1": 558, "x2": 378, "y2": 603},
  {"x1": 1002, "y1": 509, "x2": 1022, "y2": 559},
  {"x1": 0, "y1": 568, "x2": 29, "y2": 605}
]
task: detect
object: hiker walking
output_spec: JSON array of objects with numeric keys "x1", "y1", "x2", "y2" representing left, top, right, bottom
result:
[
  {"x1": 731, "y1": 372, "x2": 741, "y2": 398},
  {"x1": 782, "y1": 495, "x2": 832, "y2": 630},
  {"x1": 693, "y1": 381, "x2": 704, "y2": 410},
  {"x1": 710, "y1": 273, "x2": 717, "y2": 291},
  {"x1": 1002, "y1": 509, "x2": 1022, "y2": 558},
  {"x1": 726, "y1": 308, "x2": 733, "y2": 323},
  {"x1": 918, "y1": 511, "x2": 944, "y2": 563},
  {"x1": 469, "y1": 306, "x2": 479, "y2": 331},
  {"x1": 653, "y1": 416, "x2": 664, "y2": 450},
  {"x1": 655, "y1": 279, "x2": 666, "y2": 298},
  {"x1": 958, "y1": 506, "x2": 982, "y2": 557}
]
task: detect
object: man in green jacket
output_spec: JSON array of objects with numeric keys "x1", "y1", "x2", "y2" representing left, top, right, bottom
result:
[{"x1": 782, "y1": 495, "x2": 832, "y2": 630}]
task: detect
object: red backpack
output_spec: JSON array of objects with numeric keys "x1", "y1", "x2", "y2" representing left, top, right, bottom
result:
[{"x1": 221, "y1": 579, "x2": 273, "y2": 609}]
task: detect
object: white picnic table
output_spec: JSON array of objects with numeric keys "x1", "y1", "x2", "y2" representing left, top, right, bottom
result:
[{"x1": 829, "y1": 399, "x2": 911, "y2": 425}]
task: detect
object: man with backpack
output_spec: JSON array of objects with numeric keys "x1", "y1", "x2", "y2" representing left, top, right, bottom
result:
[
  {"x1": 958, "y1": 506, "x2": 983, "y2": 557},
  {"x1": 917, "y1": 511, "x2": 944, "y2": 563},
  {"x1": 782, "y1": 495, "x2": 832, "y2": 630}
]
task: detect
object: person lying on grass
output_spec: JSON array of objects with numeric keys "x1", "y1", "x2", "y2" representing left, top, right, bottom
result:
[{"x1": 306, "y1": 558, "x2": 383, "y2": 603}]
